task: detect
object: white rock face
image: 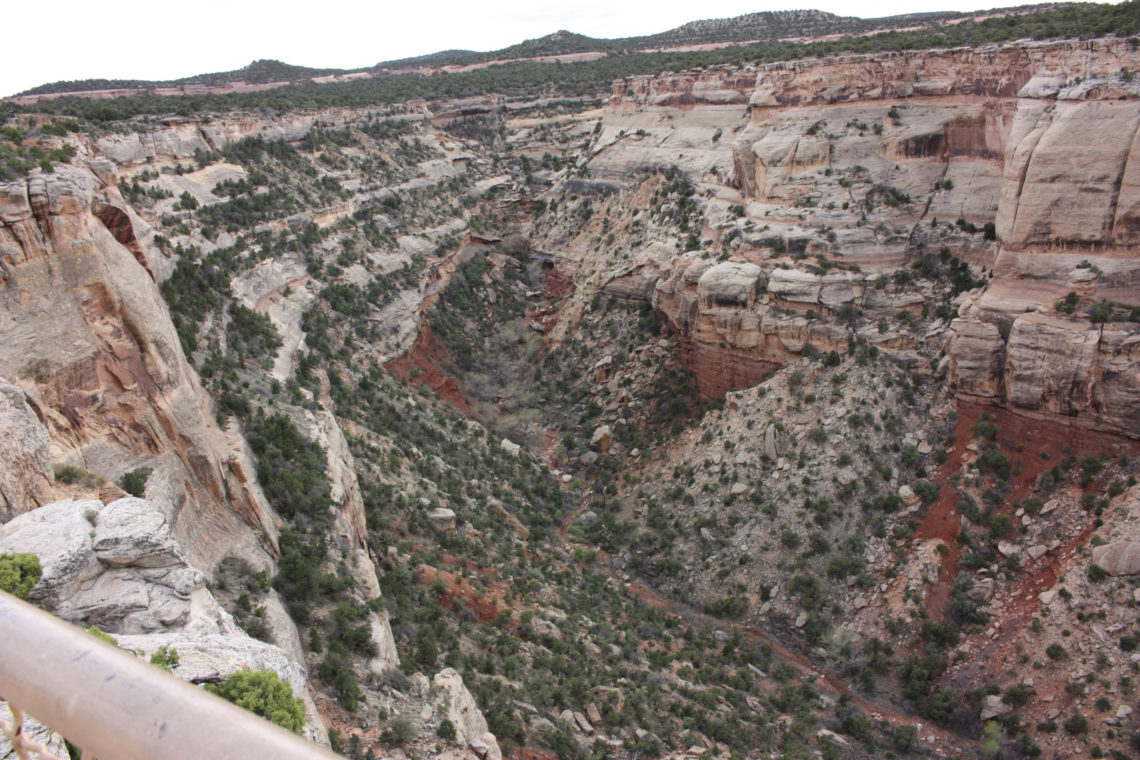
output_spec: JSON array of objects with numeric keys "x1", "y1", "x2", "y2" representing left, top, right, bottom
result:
[
  {"x1": 697, "y1": 262, "x2": 765, "y2": 308},
  {"x1": 1091, "y1": 542, "x2": 1140, "y2": 576},
  {"x1": 0, "y1": 497, "x2": 327, "y2": 743},
  {"x1": 763, "y1": 423, "x2": 779, "y2": 460},
  {"x1": 93, "y1": 497, "x2": 185, "y2": 568},
  {"x1": 368, "y1": 610, "x2": 401, "y2": 675},
  {"x1": 433, "y1": 668, "x2": 502, "y2": 760}
]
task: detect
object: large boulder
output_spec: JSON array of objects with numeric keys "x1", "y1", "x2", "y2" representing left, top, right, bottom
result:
[
  {"x1": 92, "y1": 497, "x2": 185, "y2": 568},
  {"x1": 1091, "y1": 542, "x2": 1140, "y2": 576},
  {"x1": 980, "y1": 694, "x2": 1012, "y2": 720},
  {"x1": 0, "y1": 499, "x2": 214, "y2": 634},
  {"x1": 697, "y1": 262, "x2": 765, "y2": 309}
]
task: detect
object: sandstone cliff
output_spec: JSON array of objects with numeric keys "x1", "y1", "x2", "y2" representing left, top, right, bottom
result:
[
  {"x1": 0, "y1": 163, "x2": 279, "y2": 570},
  {"x1": 537, "y1": 37, "x2": 1140, "y2": 433}
]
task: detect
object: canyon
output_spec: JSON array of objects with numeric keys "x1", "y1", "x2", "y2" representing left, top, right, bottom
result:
[{"x1": 2, "y1": 17, "x2": 1140, "y2": 760}]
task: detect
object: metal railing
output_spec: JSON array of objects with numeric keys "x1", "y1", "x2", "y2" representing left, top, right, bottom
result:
[{"x1": 0, "y1": 590, "x2": 342, "y2": 760}]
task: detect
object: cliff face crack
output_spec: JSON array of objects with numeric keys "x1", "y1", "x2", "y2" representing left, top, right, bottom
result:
[
  {"x1": 1003, "y1": 106, "x2": 1051, "y2": 247},
  {"x1": 196, "y1": 124, "x2": 217, "y2": 152},
  {"x1": 1110, "y1": 116, "x2": 1140, "y2": 245}
]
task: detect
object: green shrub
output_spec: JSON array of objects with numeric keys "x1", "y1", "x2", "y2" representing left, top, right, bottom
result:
[
  {"x1": 247, "y1": 412, "x2": 332, "y2": 524},
  {"x1": 981, "y1": 721, "x2": 1002, "y2": 760},
  {"x1": 437, "y1": 718, "x2": 458, "y2": 741},
  {"x1": 149, "y1": 645, "x2": 180, "y2": 672},
  {"x1": 0, "y1": 553, "x2": 42, "y2": 600},
  {"x1": 227, "y1": 304, "x2": 283, "y2": 365},
  {"x1": 85, "y1": 626, "x2": 118, "y2": 645},
  {"x1": 205, "y1": 669, "x2": 305, "y2": 734},
  {"x1": 386, "y1": 716, "x2": 416, "y2": 745},
  {"x1": 1089, "y1": 300, "x2": 1114, "y2": 324},
  {"x1": 53, "y1": 464, "x2": 98, "y2": 488},
  {"x1": 177, "y1": 191, "x2": 199, "y2": 211},
  {"x1": 990, "y1": 514, "x2": 1014, "y2": 538},
  {"x1": 319, "y1": 645, "x2": 362, "y2": 711},
  {"x1": 1063, "y1": 710, "x2": 1087, "y2": 736},
  {"x1": 912, "y1": 479, "x2": 939, "y2": 504},
  {"x1": 117, "y1": 468, "x2": 151, "y2": 498}
]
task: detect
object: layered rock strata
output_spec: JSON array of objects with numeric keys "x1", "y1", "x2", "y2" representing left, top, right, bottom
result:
[
  {"x1": 559, "y1": 37, "x2": 1140, "y2": 432},
  {"x1": 0, "y1": 164, "x2": 279, "y2": 569}
]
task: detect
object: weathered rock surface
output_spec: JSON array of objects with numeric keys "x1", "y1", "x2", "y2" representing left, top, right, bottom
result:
[
  {"x1": 0, "y1": 497, "x2": 327, "y2": 742},
  {"x1": 951, "y1": 306, "x2": 1140, "y2": 436},
  {"x1": 1, "y1": 498, "x2": 228, "y2": 634},
  {"x1": 0, "y1": 165, "x2": 278, "y2": 571},
  {"x1": 368, "y1": 609, "x2": 401, "y2": 675},
  {"x1": 697, "y1": 262, "x2": 765, "y2": 308},
  {"x1": 0, "y1": 378, "x2": 53, "y2": 521},
  {"x1": 433, "y1": 668, "x2": 502, "y2": 760},
  {"x1": 1091, "y1": 542, "x2": 1140, "y2": 576}
]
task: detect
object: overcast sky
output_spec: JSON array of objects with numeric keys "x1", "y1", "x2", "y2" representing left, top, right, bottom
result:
[{"x1": 2, "y1": 1, "x2": 1055, "y2": 97}]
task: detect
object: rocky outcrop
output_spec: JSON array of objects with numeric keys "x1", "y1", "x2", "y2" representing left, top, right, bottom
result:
[
  {"x1": 433, "y1": 668, "x2": 502, "y2": 760},
  {"x1": 614, "y1": 38, "x2": 1140, "y2": 114},
  {"x1": 697, "y1": 262, "x2": 765, "y2": 308},
  {"x1": 368, "y1": 609, "x2": 401, "y2": 675},
  {"x1": 649, "y1": 258, "x2": 855, "y2": 398},
  {"x1": 0, "y1": 378, "x2": 53, "y2": 521},
  {"x1": 0, "y1": 165, "x2": 278, "y2": 570},
  {"x1": 598, "y1": 37, "x2": 1140, "y2": 430},
  {"x1": 1091, "y1": 541, "x2": 1140, "y2": 576},
  {"x1": 0, "y1": 497, "x2": 327, "y2": 742},
  {"x1": 950, "y1": 302, "x2": 1140, "y2": 436},
  {"x1": 2, "y1": 498, "x2": 230, "y2": 634},
  {"x1": 93, "y1": 113, "x2": 335, "y2": 167},
  {"x1": 947, "y1": 318, "x2": 1005, "y2": 398}
]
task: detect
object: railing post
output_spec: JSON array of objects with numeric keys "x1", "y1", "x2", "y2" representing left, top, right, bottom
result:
[{"x1": 0, "y1": 590, "x2": 342, "y2": 760}]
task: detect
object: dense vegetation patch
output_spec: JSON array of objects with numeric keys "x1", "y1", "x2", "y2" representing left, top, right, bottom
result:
[{"x1": 205, "y1": 669, "x2": 306, "y2": 734}]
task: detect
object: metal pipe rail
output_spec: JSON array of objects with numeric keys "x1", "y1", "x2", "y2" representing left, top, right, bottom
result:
[{"x1": 0, "y1": 590, "x2": 343, "y2": 760}]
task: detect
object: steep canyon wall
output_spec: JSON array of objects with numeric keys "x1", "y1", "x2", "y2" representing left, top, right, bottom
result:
[
  {"x1": 559, "y1": 38, "x2": 1140, "y2": 433},
  {"x1": 0, "y1": 163, "x2": 281, "y2": 570}
]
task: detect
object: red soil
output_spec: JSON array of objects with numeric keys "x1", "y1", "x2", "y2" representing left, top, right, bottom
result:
[
  {"x1": 416, "y1": 564, "x2": 507, "y2": 625},
  {"x1": 385, "y1": 324, "x2": 474, "y2": 415},
  {"x1": 915, "y1": 400, "x2": 1140, "y2": 621}
]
